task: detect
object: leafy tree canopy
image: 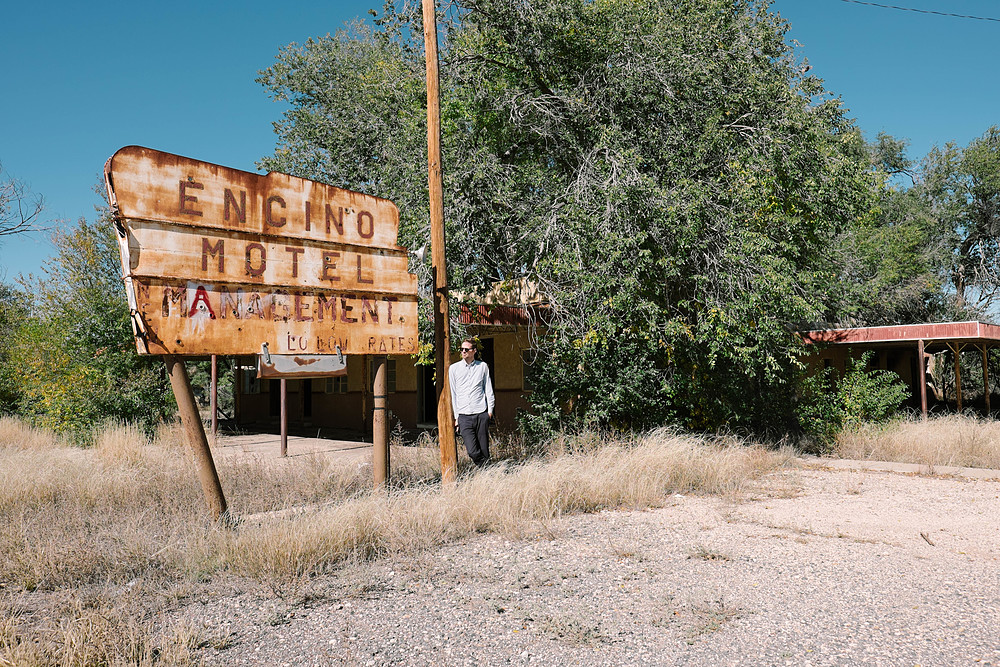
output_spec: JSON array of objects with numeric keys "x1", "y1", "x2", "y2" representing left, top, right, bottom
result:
[
  {"x1": 843, "y1": 126, "x2": 1000, "y2": 326},
  {"x1": 921, "y1": 126, "x2": 1000, "y2": 316},
  {"x1": 258, "y1": 0, "x2": 889, "y2": 433}
]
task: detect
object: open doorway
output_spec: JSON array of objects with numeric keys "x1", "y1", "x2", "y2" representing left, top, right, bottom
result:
[{"x1": 418, "y1": 365, "x2": 437, "y2": 426}]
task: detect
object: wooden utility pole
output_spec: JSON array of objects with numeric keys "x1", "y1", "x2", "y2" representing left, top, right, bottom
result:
[
  {"x1": 210, "y1": 354, "x2": 218, "y2": 436},
  {"x1": 373, "y1": 356, "x2": 389, "y2": 489},
  {"x1": 164, "y1": 356, "x2": 228, "y2": 521},
  {"x1": 422, "y1": 0, "x2": 458, "y2": 484}
]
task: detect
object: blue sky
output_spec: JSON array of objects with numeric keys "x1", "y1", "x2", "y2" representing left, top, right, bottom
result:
[{"x1": 2, "y1": 0, "x2": 998, "y2": 280}]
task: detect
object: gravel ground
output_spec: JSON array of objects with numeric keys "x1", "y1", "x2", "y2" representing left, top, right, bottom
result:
[{"x1": 177, "y1": 464, "x2": 1000, "y2": 666}]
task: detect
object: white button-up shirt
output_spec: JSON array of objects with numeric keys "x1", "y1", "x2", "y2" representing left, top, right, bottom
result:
[{"x1": 448, "y1": 358, "x2": 495, "y2": 416}]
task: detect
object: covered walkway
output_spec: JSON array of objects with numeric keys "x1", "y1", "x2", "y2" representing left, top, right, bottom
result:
[{"x1": 802, "y1": 321, "x2": 1000, "y2": 417}]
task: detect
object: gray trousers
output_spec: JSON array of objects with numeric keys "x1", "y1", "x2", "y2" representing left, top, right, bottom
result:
[{"x1": 458, "y1": 411, "x2": 490, "y2": 465}]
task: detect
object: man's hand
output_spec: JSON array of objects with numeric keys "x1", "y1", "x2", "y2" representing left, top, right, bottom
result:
[{"x1": 454, "y1": 419, "x2": 459, "y2": 427}]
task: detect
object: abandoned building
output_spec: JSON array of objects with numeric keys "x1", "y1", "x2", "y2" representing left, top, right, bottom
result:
[{"x1": 230, "y1": 316, "x2": 1000, "y2": 436}]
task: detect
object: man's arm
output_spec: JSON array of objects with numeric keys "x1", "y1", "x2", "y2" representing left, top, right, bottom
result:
[
  {"x1": 483, "y1": 363, "x2": 495, "y2": 418},
  {"x1": 448, "y1": 364, "x2": 459, "y2": 426}
]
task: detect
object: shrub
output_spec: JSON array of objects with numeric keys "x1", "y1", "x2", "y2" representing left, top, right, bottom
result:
[{"x1": 797, "y1": 350, "x2": 910, "y2": 448}]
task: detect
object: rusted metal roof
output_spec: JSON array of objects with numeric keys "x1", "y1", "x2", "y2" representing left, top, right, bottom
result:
[
  {"x1": 458, "y1": 304, "x2": 541, "y2": 327},
  {"x1": 802, "y1": 321, "x2": 1000, "y2": 346}
]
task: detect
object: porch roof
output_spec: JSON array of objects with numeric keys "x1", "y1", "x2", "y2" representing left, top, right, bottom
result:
[{"x1": 801, "y1": 321, "x2": 1000, "y2": 350}]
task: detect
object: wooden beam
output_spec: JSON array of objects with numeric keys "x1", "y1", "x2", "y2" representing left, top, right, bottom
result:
[
  {"x1": 982, "y1": 344, "x2": 991, "y2": 416},
  {"x1": 949, "y1": 342, "x2": 965, "y2": 413}
]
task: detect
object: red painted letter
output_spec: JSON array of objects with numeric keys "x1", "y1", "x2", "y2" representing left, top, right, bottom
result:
[
  {"x1": 179, "y1": 180, "x2": 204, "y2": 216},
  {"x1": 202, "y1": 237, "x2": 224, "y2": 272},
  {"x1": 224, "y1": 189, "x2": 246, "y2": 225},
  {"x1": 357, "y1": 210, "x2": 374, "y2": 239},
  {"x1": 245, "y1": 243, "x2": 266, "y2": 277},
  {"x1": 285, "y1": 246, "x2": 305, "y2": 278},
  {"x1": 321, "y1": 251, "x2": 341, "y2": 281},
  {"x1": 266, "y1": 195, "x2": 287, "y2": 227}
]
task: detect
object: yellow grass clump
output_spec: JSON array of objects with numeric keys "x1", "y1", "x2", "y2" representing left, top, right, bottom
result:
[
  {"x1": 834, "y1": 414, "x2": 1000, "y2": 469},
  {"x1": 0, "y1": 415, "x2": 66, "y2": 451}
]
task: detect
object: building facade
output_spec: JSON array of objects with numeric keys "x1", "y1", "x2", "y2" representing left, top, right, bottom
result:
[{"x1": 233, "y1": 305, "x2": 539, "y2": 434}]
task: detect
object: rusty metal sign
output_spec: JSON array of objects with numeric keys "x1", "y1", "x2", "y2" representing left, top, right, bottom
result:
[
  {"x1": 104, "y1": 146, "x2": 418, "y2": 356},
  {"x1": 257, "y1": 343, "x2": 347, "y2": 379}
]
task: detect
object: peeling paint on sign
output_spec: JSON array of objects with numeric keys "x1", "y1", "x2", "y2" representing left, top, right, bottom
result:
[{"x1": 105, "y1": 146, "x2": 419, "y2": 356}]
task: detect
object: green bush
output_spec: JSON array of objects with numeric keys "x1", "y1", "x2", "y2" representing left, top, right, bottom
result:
[
  {"x1": 797, "y1": 350, "x2": 910, "y2": 448},
  {"x1": 5, "y1": 215, "x2": 173, "y2": 439}
]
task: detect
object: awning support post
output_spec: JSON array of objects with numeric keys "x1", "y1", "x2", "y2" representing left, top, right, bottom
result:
[
  {"x1": 981, "y1": 344, "x2": 991, "y2": 416},
  {"x1": 918, "y1": 339, "x2": 928, "y2": 419},
  {"x1": 948, "y1": 342, "x2": 966, "y2": 413}
]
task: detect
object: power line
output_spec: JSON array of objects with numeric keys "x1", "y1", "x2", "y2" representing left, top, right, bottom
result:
[{"x1": 839, "y1": 0, "x2": 1000, "y2": 22}]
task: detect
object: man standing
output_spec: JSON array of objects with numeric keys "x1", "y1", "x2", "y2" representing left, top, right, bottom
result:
[{"x1": 449, "y1": 337, "x2": 495, "y2": 467}]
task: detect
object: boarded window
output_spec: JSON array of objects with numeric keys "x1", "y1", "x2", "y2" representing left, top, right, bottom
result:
[{"x1": 241, "y1": 369, "x2": 260, "y2": 394}]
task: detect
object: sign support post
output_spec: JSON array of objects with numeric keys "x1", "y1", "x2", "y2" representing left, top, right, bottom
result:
[
  {"x1": 280, "y1": 378, "x2": 288, "y2": 457},
  {"x1": 422, "y1": 0, "x2": 458, "y2": 485},
  {"x1": 210, "y1": 354, "x2": 218, "y2": 436},
  {"x1": 373, "y1": 356, "x2": 389, "y2": 489},
  {"x1": 164, "y1": 356, "x2": 228, "y2": 521}
]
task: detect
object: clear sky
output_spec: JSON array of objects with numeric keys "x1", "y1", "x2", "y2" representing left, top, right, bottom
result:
[{"x1": 2, "y1": 0, "x2": 998, "y2": 281}]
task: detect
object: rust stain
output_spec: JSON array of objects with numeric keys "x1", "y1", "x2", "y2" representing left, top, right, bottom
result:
[{"x1": 105, "y1": 146, "x2": 419, "y2": 357}]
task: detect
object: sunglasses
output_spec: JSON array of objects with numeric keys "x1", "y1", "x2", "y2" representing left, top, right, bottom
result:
[{"x1": 461, "y1": 347, "x2": 475, "y2": 352}]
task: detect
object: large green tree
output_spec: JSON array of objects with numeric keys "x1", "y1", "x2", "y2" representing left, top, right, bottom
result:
[
  {"x1": 921, "y1": 126, "x2": 1000, "y2": 316},
  {"x1": 8, "y1": 211, "x2": 172, "y2": 437},
  {"x1": 0, "y1": 282, "x2": 25, "y2": 414},
  {"x1": 843, "y1": 127, "x2": 1000, "y2": 326},
  {"x1": 0, "y1": 161, "x2": 42, "y2": 413},
  {"x1": 258, "y1": 0, "x2": 886, "y2": 433}
]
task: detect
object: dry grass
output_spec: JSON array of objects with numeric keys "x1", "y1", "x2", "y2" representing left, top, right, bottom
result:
[
  {"x1": 0, "y1": 416, "x2": 66, "y2": 451},
  {"x1": 834, "y1": 415, "x2": 1000, "y2": 469},
  {"x1": 0, "y1": 418, "x2": 786, "y2": 665},
  {"x1": 212, "y1": 428, "x2": 788, "y2": 580}
]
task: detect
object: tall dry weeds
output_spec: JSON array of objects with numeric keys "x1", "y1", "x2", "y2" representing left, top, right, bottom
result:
[
  {"x1": 834, "y1": 415, "x2": 1000, "y2": 469},
  {"x1": 212, "y1": 428, "x2": 790, "y2": 580},
  {"x1": 0, "y1": 417, "x2": 788, "y2": 665},
  {"x1": 0, "y1": 416, "x2": 66, "y2": 451}
]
